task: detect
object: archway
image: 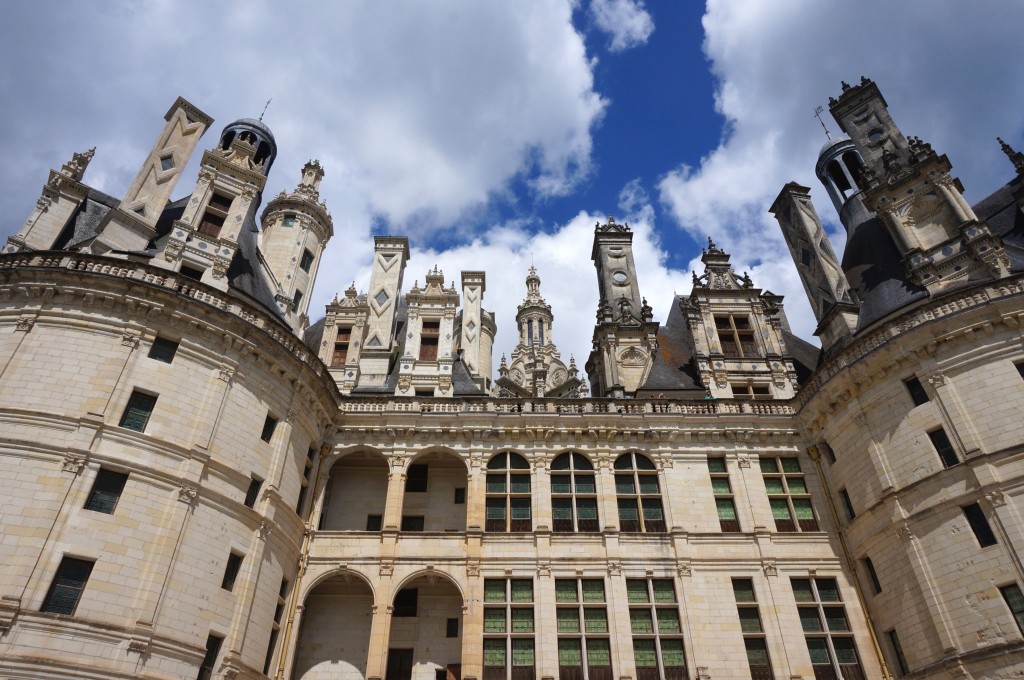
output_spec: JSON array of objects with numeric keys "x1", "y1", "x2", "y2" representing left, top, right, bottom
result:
[
  {"x1": 319, "y1": 450, "x2": 389, "y2": 531},
  {"x1": 386, "y1": 572, "x2": 464, "y2": 680},
  {"x1": 293, "y1": 571, "x2": 375, "y2": 680},
  {"x1": 401, "y1": 450, "x2": 468, "y2": 532}
]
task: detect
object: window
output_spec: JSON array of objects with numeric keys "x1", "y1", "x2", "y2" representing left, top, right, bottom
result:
[
  {"x1": 792, "y1": 577, "x2": 864, "y2": 680},
  {"x1": 198, "y1": 633, "x2": 223, "y2": 680},
  {"x1": 839, "y1": 488, "x2": 856, "y2": 522},
  {"x1": 180, "y1": 264, "x2": 205, "y2": 281},
  {"x1": 148, "y1": 336, "x2": 179, "y2": 363},
  {"x1": 454, "y1": 487, "x2": 466, "y2": 505},
  {"x1": 863, "y1": 557, "x2": 882, "y2": 594},
  {"x1": 928, "y1": 428, "x2": 959, "y2": 468},
  {"x1": 263, "y1": 579, "x2": 289, "y2": 675},
  {"x1": 731, "y1": 383, "x2": 771, "y2": 400},
  {"x1": 1000, "y1": 584, "x2": 1024, "y2": 634},
  {"x1": 332, "y1": 327, "x2": 351, "y2": 367},
  {"x1": 551, "y1": 452, "x2": 599, "y2": 533},
  {"x1": 221, "y1": 552, "x2": 243, "y2": 591},
  {"x1": 260, "y1": 414, "x2": 278, "y2": 443},
  {"x1": 821, "y1": 442, "x2": 836, "y2": 465},
  {"x1": 556, "y1": 579, "x2": 611, "y2": 680},
  {"x1": 199, "y1": 192, "x2": 231, "y2": 239},
  {"x1": 420, "y1": 320, "x2": 440, "y2": 361},
  {"x1": 447, "y1": 617, "x2": 459, "y2": 638},
  {"x1": 41, "y1": 557, "x2": 94, "y2": 615},
  {"x1": 484, "y1": 578, "x2": 535, "y2": 680},
  {"x1": 715, "y1": 314, "x2": 758, "y2": 358},
  {"x1": 299, "y1": 249, "x2": 314, "y2": 273},
  {"x1": 903, "y1": 376, "x2": 929, "y2": 406},
  {"x1": 627, "y1": 578, "x2": 687, "y2": 680},
  {"x1": 295, "y1": 447, "x2": 315, "y2": 515},
  {"x1": 761, "y1": 457, "x2": 818, "y2": 532},
  {"x1": 84, "y1": 469, "x2": 129, "y2": 514},
  {"x1": 244, "y1": 476, "x2": 262, "y2": 509},
  {"x1": 160, "y1": 154, "x2": 174, "y2": 171},
  {"x1": 394, "y1": 588, "x2": 417, "y2": 617},
  {"x1": 732, "y1": 579, "x2": 773, "y2": 680},
  {"x1": 962, "y1": 503, "x2": 997, "y2": 548},
  {"x1": 485, "y1": 453, "x2": 531, "y2": 532},
  {"x1": 405, "y1": 464, "x2": 428, "y2": 492},
  {"x1": 708, "y1": 457, "x2": 740, "y2": 532},
  {"x1": 282, "y1": 214, "x2": 295, "y2": 228},
  {"x1": 366, "y1": 515, "x2": 383, "y2": 531},
  {"x1": 886, "y1": 629, "x2": 909, "y2": 676},
  {"x1": 401, "y1": 515, "x2": 424, "y2": 532},
  {"x1": 614, "y1": 453, "x2": 665, "y2": 533},
  {"x1": 119, "y1": 390, "x2": 157, "y2": 432},
  {"x1": 291, "y1": 290, "x2": 303, "y2": 314}
]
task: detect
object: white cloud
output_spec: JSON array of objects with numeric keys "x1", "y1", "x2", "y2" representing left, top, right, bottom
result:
[
  {"x1": 589, "y1": 0, "x2": 654, "y2": 52},
  {"x1": 659, "y1": 0, "x2": 1024, "y2": 340}
]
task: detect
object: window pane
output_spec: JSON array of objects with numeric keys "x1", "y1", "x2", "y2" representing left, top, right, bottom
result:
[
  {"x1": 661, "y1": 639, "x2": 686, "y2": 667},
  {"x1": 551, "y1": 455, "x2": 571, "y2": 471},
  {"x1": 716, "y1": 498, "x2": 737, "y2": 520},
  {"x1": 799, "y1": 607, "x2": 823, "y2": 632},
  {"x1": 511, "y1": 608, "x2": 534, "y2": 632},
  {"x1": 657, "y1": 608, "x2": 681, "y2": 633},
  {"x1": 764, "y1": 478, "x2": 785, "y2": 494},
  {"x1": 634, "y1": 455, "x2": 656, "y2": 471},
  {"x1": 555, "y1": 580, "x2": 577, "y2": 602},
  {"x1": 642, "y1": 499, "x2": 664, "y2": 521},
  {"x1": 487, "y1": 474, "x2": 506, "y2": 493},
  {"x1": 584, "y1": 608, "x2": 608, "y2": 633},
  {"x1": 582, "y1": 580, "x2": 605, "y2": 602},
  {"x1": 708, "y1": 458, "x2": 727, "y2": 473},
  {"x1": 557, "y1": 608, "x2": 580, "y2": 632},
  {"x1": 627, "y1": 580, "x2": 649, "y2": 603},
  {"x1": 575, "y1": 475, "x2": 596, "y2": 494},
  {"x1": 510, "y1": 498, "x2": 531, "y2": 520},
  {"x1": 793, "y1": 499, "x2": 815, "y2": 520},
  {"x1": 510, "y1": 476, "x2": 531, "y2": 494},
  {"x1": 770, "y1": 498, "x2": 792, "y2": 520},
  {"x1": 551, "y1": 475, "x2": 571, "y2": 494},
  {"x1": 652, "y1": 580, "x2": 676, "y2": 603},
  {"x1": 508, "y1": 454, "x2": 530, "y2": 470},
  {"x1": 638, "y1": 476, "x2": 659, "y2": 494},
  {"x1": 806, "y1": 638, "x2": 830, "y2": 665},
  {"x1": 511, "y1": 639, "x2": 534, "y2": 666},
  {"x1": 630, "y1": 609, "x2": 654, "y2": 633},
  {"x1": 484, "y1": 580, "x2": 506, "y2": 602},
  {"x1": 558, "y1": 639, "x2": 582, "y2": 666},
  {"x1": 711, "y1": 478, "x2": 732, "y2": 494},
  {"x1": 824, "y1": 607, "x2": 849, "y2": 632},
  {"x1": 732, "y1": 579, "x2": 755, "y2": 603},
  {"x1": 511, "y1": 579, "x2": 533, "y2": 602},
  {"x1": 486, "y1": 498, "x2": 506, "y2": 519},
  {"x1": 787, "y1": 477, "x2": 808, "y2": 494},
  {"x1": 484, "y1": 608, "x2": 506, "y2": 633},
  {"x1": 615, "y1": 475, "x2": 635, "y2": 494},
  {"x1": 744, "y1": 638, "x2": 769, "y2": 665},
  {"x1": 618, "y1": 499, "x2": 639, "y2": 520},
  {"x1": 572, "y1": 454, "x2": 594, "y2": 470},
  {"x1": 832, "y1": 637, "x2": 858, "y2": 664},
  {"x1": 576, "y1": 498, "x2": 598, "y2": 520},
  {"x1": 552, "y1": 498, "x2": 573, "y2": 520},
  {"x1": 586, "y1": 639, "x2": 611, "y2": 666},
  {"x1": 781, "y1": 458, "x2": 801, "y2": 473},
  {"x1": 792, "y1": 579, "x2": 814, "y2": 602},
  {"x1": 759, "y1": 458, "x2": 779, "y2": 473},
  {"x1": 484, "y1": 639, "x2": 506, "y2": 666},
  {"x1": 633, "y1": 639, "x2": 657, "y2": 667},
  {"x1": 816, "y1": 579, "x2": 841, "y2": 602},
  {"x1": 739, "y1": 608, "x2": 763, "y2": 632}
]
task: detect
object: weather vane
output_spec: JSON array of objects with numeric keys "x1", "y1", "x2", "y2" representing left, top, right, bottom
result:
[
  {"x1": 259, "y1": 98, "x2": 272, "y2": 122},
  {"x1": 814, "y1": 105, "x2": 831, "y2": 140}
]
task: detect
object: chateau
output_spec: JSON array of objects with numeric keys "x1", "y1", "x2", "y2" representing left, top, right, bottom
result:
[{"x1": 1, "y1": 77, "x2": 1024, "y2": 680}]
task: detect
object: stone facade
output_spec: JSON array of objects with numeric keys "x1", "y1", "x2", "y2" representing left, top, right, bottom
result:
[{"x1": 2, "y1": 79, "x2": 1024, "y2": 680}]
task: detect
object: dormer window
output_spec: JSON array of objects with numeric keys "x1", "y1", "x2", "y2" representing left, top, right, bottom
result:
[
  {"x1": 199, "y1": 192, "x2": 232, "y2": 239},
  {"x1": 715, "y1": 315, "x2": 757, "y2": 358},
  {"x1": 420, "y1": 320, "x2": 440, "y2": 361}
]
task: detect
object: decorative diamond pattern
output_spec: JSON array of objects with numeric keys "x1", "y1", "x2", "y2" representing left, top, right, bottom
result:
[{"x1": 374, "y1": 290, "x2": 389, "y2": 306}]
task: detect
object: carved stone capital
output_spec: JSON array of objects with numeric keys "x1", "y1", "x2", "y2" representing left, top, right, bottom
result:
[
  {"x1": 607, "y1": 562, "x2": 622, "y2": 577},
  {"x1": 736, "y1": 454, "x2": 751, "y2": 469},
  {"x1": 380, "y1": 560, "x2": 394, "y2": 576},
  {"x1": 896, "y1": 522, "x2": 913, "y2": 542},
  {"x1": 536, "y1": 563, "x2": 551, "y2": 577},
  {"x1": 257, "y1": 521, "x2": 272, "y2": 541},
  {"x1": 15, "y1": 315, "x2": 35, "y2": 332},
  {"x1": 677, "y1": 561, "x2": 692, "y2": 577},
  {"x1": 466, "y1": 560, "x2": 481, "y2": 577},
  {"x1": 178, "y1": 484, "x2": 198, "y2": 505},
  {"x1": 62, "y1": 452, "x2": 87, "y2": 474},
  {"x1": 985, "y1": 489, "x2": 1006, "y2": 508},
  {"x1": 121, "y1": 328, "x2": 140, "y2": 347},
  {"x1": 762, "y1": 560, "x2": 778, "y2": 577}
]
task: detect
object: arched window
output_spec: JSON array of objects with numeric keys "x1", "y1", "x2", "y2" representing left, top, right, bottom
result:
[
  {"x1": 486, "y1": 453, "x2": 532, "y2": 532},
  {"x1": 614, "y1": 453, "x2": 666, "y2": 533},
  {"x1": 551, "y1": 452, "x2": 599, "y2": 533}
]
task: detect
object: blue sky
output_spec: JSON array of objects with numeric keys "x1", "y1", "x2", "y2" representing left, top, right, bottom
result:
[{"x1": 1, "y1": 1, "x2": 1022, "y2": 370}]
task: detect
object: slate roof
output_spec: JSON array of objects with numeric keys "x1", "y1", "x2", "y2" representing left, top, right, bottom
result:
[{"x1": 637, "y1": 295, "x2": 704, "y2": 397}]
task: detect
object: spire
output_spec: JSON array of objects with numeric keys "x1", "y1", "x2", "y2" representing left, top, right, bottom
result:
[{"x1": 999, "y1": 137, "x2": 1024, "y2": 175}]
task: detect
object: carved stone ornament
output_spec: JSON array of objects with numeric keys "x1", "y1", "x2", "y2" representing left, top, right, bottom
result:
[
  {"x1": 536, "y1": 563, "x2": 551, "y2": 577},
  {"x1": 218, "y1": 366, "x2": 235, "y2": 382},
  {"x1": 257, "y1": 521, "x2": 272, "y2": 541},
  {"x1": 696, "y1": 667, "x2": 711, "y2": 680},
  {"x1": 762, "y1": 561, "x2": 778, "y2": 577},
  {"x1": 212, "y1": 258, "x2": 230, "y2": 280},
  {"x1": 985, "y1": 489, "x2": 1006, "y2": 508},
  {"x1": 14, "y1": 315, "x2": 35, "y2": 332},
  {"x1": 380, "y1": 560, "x2": 394, "y2": 576},
  {"x1": 607, "y1": 562, "x2": 622, "y2": 576},
  {"x1": 178, "y1": 484, "x2": 198, "y2": 505},
  {"x1": 677, "y1": 561, "x2": 692, "y2": 577},
  {"x1": 121, "y1": 328, "x2": 140, "y2": 347},
  {"x1": 466, "y1": 560, "x2": 481, "y2": 577},
  {"x1": 896, "y1": 523, "x2": 913, "y2": 542},
  {"x1": 736, "y1": 454, "x2": 751, "y2": 469},
  {"x1": 928, "y1": 372, "x2": 946, "y2": 388},
  {"x1": 62, "y1": 452, "x2": 87, "y2": 474}
]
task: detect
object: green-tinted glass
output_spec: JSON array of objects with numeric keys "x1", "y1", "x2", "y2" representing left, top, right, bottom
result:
[
  {"x1": 652, "y1": 580, "x2": 675, "y2": 603},
  {"x1": 484, "y1": 580, "x2": 506, "y2": 602},
  {"x1": 763, "y1": 478, "x2": 785, "y2": 494},
  {"x1": 739, "y1": 608, "x2": 762, "y2": 632},
  {"x1": 816, "y1": 578, "x2": 840, "y2": 602},
  {"x1": 557, "y1": 608, "x2": 580, "y2": 632},
  {"x1": 633, "y1": 639, "x2": 657, "y2": 667},
  {"x1": 484, "y1": 608, "x2": 506, "y2": 633},
  {"x1": 586, "y1": 638, "x2": 611, "y2": 666},
  {"x1": 787, "y1": 476, "x2": 807, "y2": 494},
  {"x1": 551, "y1": 475, "x2": 571, "y2": 493},
  {"x1": 638, "y1": 476, "x2": 659, "y2": 494},
  {"x1": 486, "y1": 474, "x2": 506, "y2": 493},
  {"x1": 707, "y1": 457, "x2": 727, "y2": 473},
  {"x1": 575, "y1": 475, "x2": 596, "y2": 494},
  {"x1": 711, "y1": 477, "x2": 732, "y2": 494},
  {"x1": 770, "y1": 498, "x2": 792, "y2": 520},
  {"x1": 642, "y1": 499, "x2": 663, "y2": 520},
  {"x1": 582, "y1": 580, "x2": 605, "y2": 602},
  {"x1": 759, "y1": 458, "x2": 778, "y2": 473},
  {"x1": 584, "y1": 608, "x2": 608, "y2": 633},
  {"x1": 576, "y1": 499, "x2": 598, "y2": 520},
  {"x1": 780, "y1": 458, "x2": 801, "y2": 473},
  {"x1": 555, "y1": 580, "x2": 577, "y2": 602},
  {"x1": 793, "y1": 499, "x2": 815, "y2": 520},
  {"x1": 732, "y1": 579, "x2": 755, "y2": 603},
  {"x1": 716, "y1": 498, "x2": 737, "y2": 520},
  {"x1": 832, "y1": 637, "x2": 859, "y2": 664},
  {"x1": 511, "y1": 639, "x2": 534, "y2": 666},
  {"x1": 1003, "y1": 585, "x2": 1024, "y2": 613},
  {"x1": 744, "y1": 638, "x2": 768, "y2": 665},
  {"x1": 511, "y1": 608, "x2": 533, "y2": 632},
  {"x1": 792, "y1": 579, "x2": 814, "y2": 602},
  {"x1": 508, "y1": 454, "x2": 530, "y2": 470},
  {"x1": 799, "y1": 607, "x2": 822, "y2": 632},
  {"x1": 627, "y1": 579, "x2": 649, "y2": 603},
  {"x1": 558, "y1": 639, "x2": 582, "y2": 666},
  {"x1": 806, "y1": 637, "x2": 830, "y2": 665},
  {"x1": 510, "y1": 475, "x2": 531, "y2": 493},
  {"x1": 630, "y1": 609, "x2": 654, "y2": 633},
  {"x1": 661, "y1": 639, "x2": 686, "y2": 667},
  {"x1": 486, "y1": 498, "x2": 506, "y2": 519},
  {"x1": 615, "y1": 475, "x2": 635, "y2": 494},
  {"x1": 657, "y1": 608, "x2": 681, "y2": 633},
  {"x1": 511, "y1": 579, "x2": 533, "y2": 602},
  {"x1": 552, "y1": 498, "x2": 573, "y2": 520},
  {"x1": 510, "y1": 498, "x2": 531, "y2": 520},
  {"x1": 618, "y1": 499, "x2": 639, "y2": 520},
  {"x1": 483, "y1": 638, "x2": 506, "y2": 666},
  {"x1": 824, "y1": 606, "x2": 849, "y2": 631}
]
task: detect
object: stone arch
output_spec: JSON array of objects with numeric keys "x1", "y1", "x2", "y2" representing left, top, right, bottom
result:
[
  {"x1": 293, "y1": 569, "x2": 377, "y2": 680},
  {"x1": 387, "y1": 569, "x2": 465, "y2": 680},
  {"x1": 401, "y1": 449, "x2": 468, "y2": 532},
  {"x1": 319, "y1": 447, "x2": 390, "y2": 531}
]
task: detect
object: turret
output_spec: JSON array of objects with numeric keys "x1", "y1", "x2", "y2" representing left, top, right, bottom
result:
[
  {"x1": 260, "y1": 160, "x2": 333, "y2": 333},
  {"x1": 358, "y1": 237, "x2": 410, "y2": 388}
]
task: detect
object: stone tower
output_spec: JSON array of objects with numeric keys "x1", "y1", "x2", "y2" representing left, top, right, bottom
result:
[
  {"x1": 358, "y1": 236, "x2": 410, "y2": 388},
  {"x1": 454, "y1": 271, "x2": 495, "y2": 391}
]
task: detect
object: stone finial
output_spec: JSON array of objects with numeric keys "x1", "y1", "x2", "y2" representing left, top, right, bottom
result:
[{"x1": 998, "y1": 137, "x2": 1024, "y2": 175}]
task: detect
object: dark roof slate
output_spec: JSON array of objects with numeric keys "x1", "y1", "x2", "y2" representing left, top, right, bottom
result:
[{"x1": 637, "y1": 296, "x2": 704, "y2": 396}]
